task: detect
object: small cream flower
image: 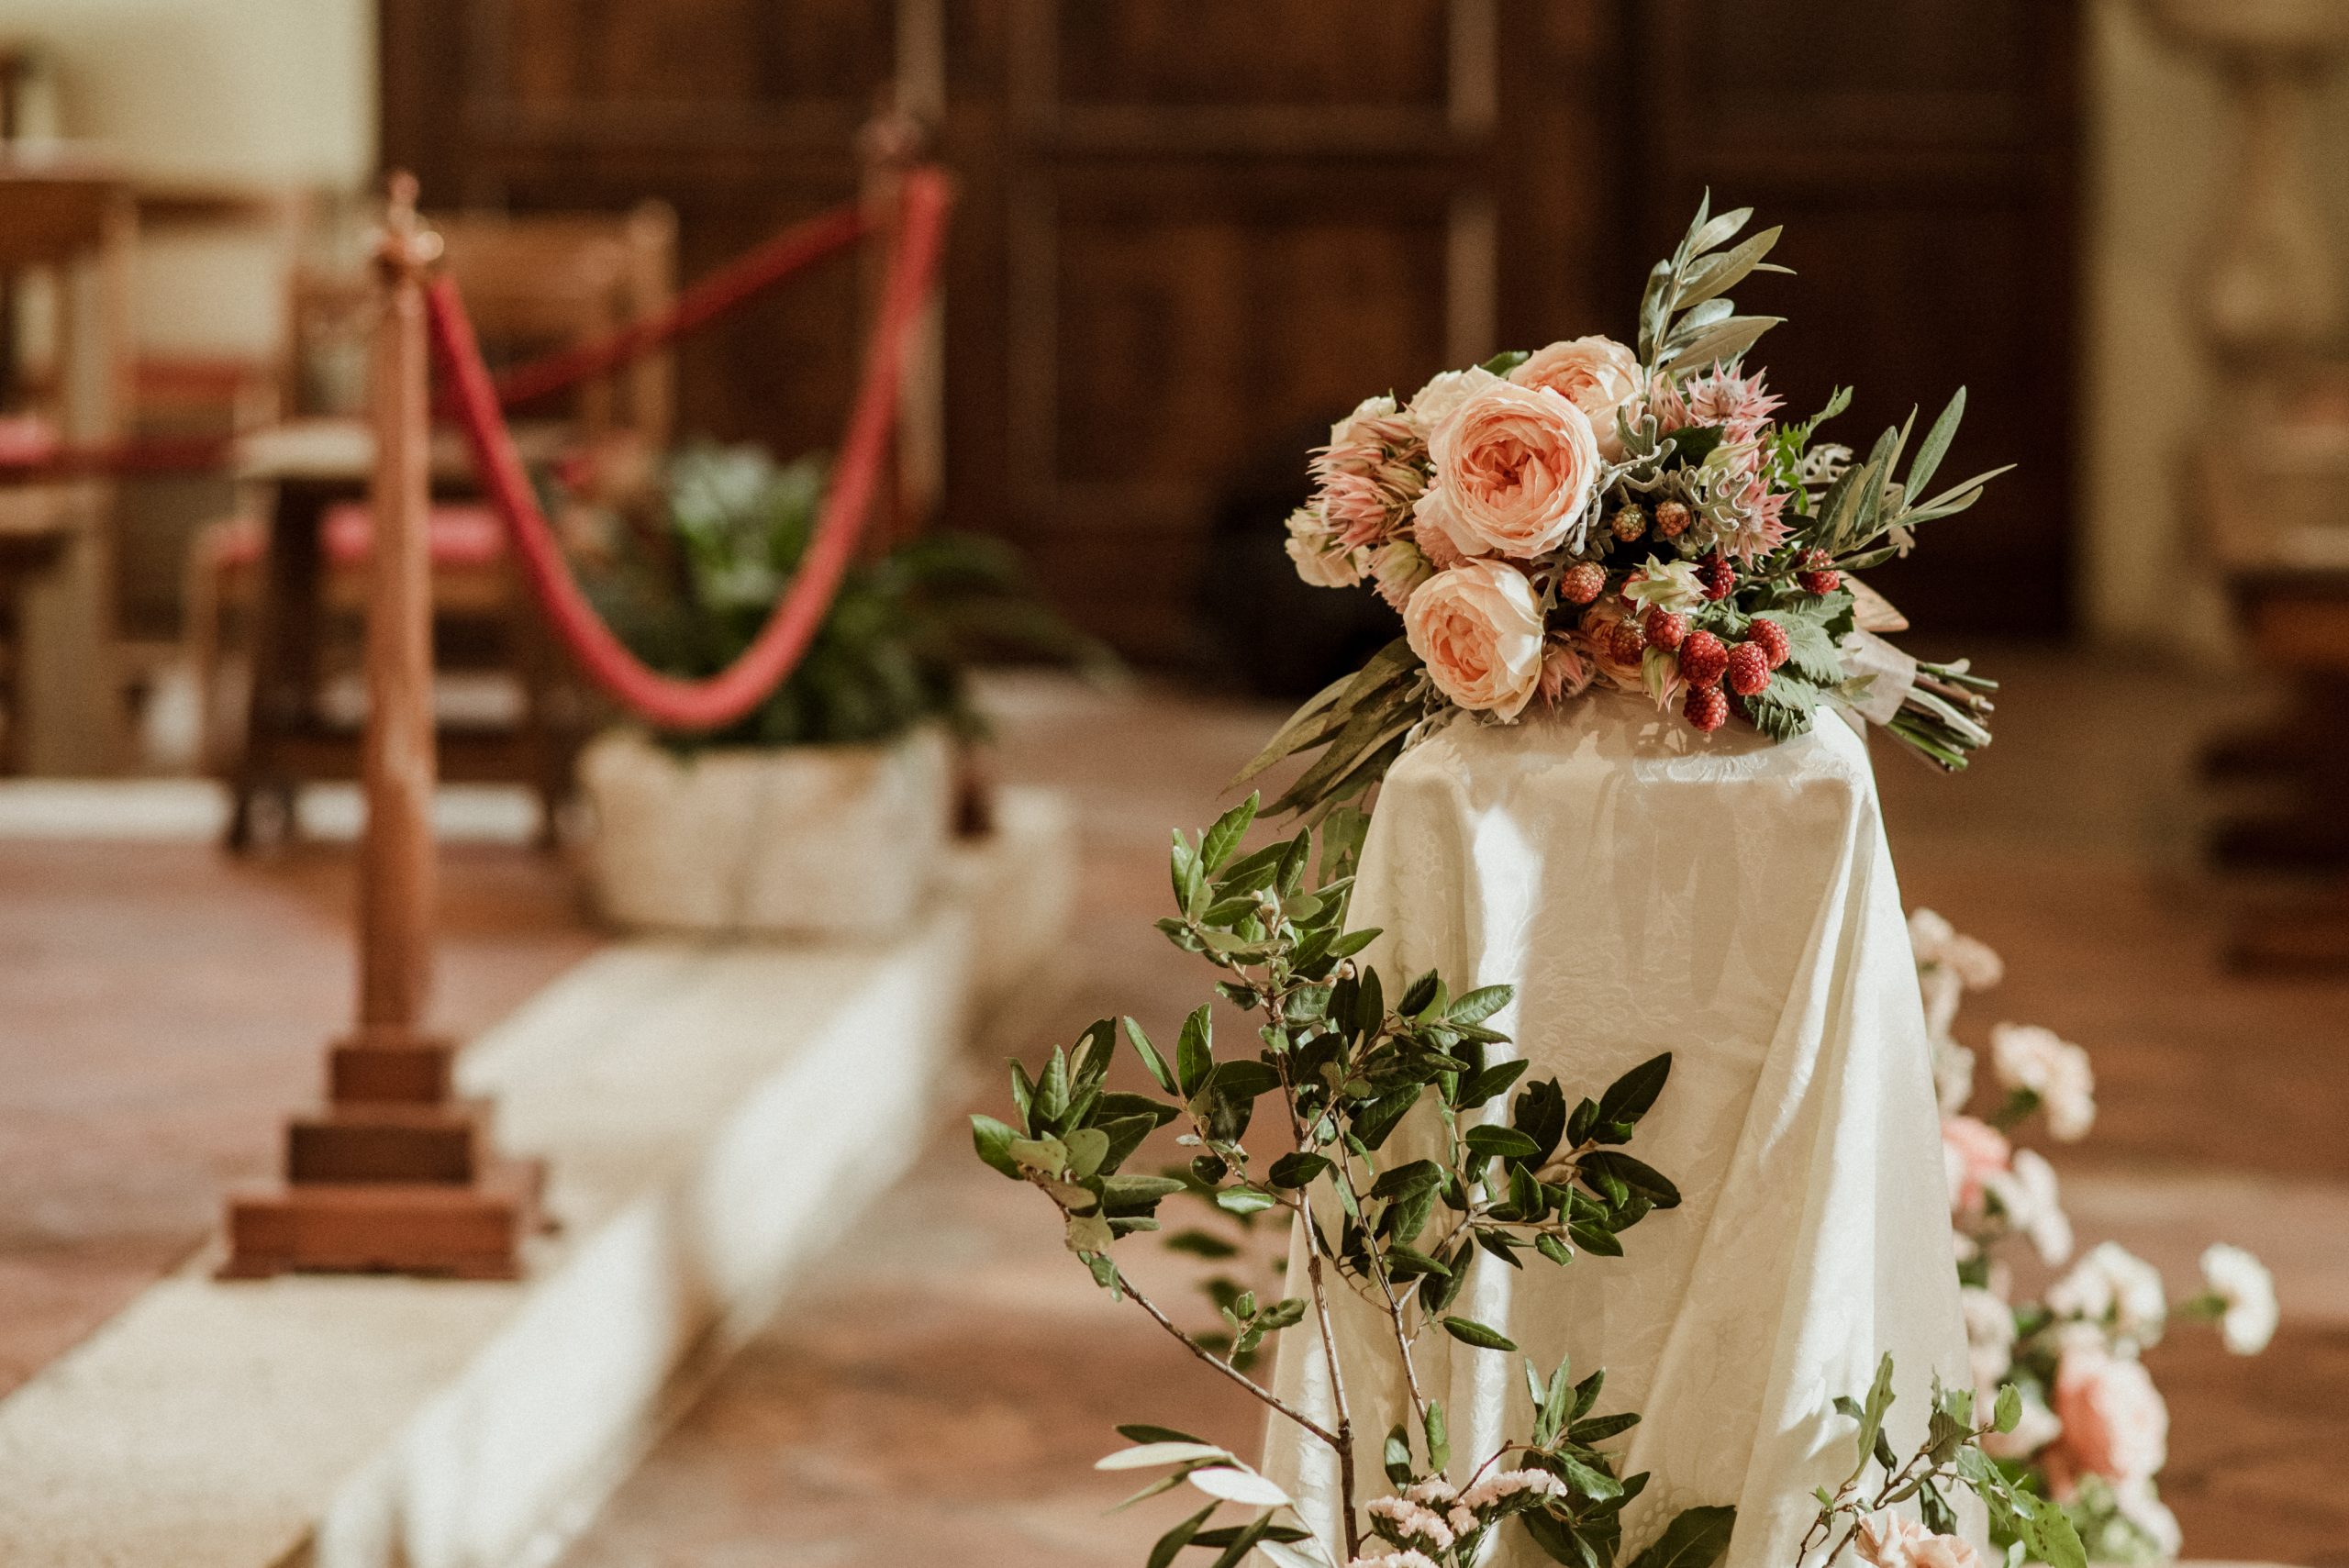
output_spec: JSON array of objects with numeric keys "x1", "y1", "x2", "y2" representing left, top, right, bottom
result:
[
  {"x1": 2200, "y1": 1242, "x2": 2278, "y2": 1355},
  {"x1": 1989, "y1": 1022, "x2": 2096, "y2": 1141},
  {"x1": 1909, "y1": 908, "x2": 2006, "y2": 990},
  {"x1": 1371, "y1": 539, "x2": 1433, "y2": 609},
  {"x1": 1985, "y1": 1148, "x2": 2073, "y2": 1266},
  {"x1": 1286, "y1": 505, "x2": 1366, "y2": 588},
  {"x1": 1961, "y1": 1284, "x2": 2017, "y2": 1390},
  {"x1": 2048, "y1": 1241, "x2": 2167, "y2": 1350}
]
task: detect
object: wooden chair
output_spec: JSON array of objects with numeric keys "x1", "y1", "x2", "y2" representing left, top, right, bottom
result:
[
  {"x1": 188, "y1": 200, "x2": 676, "y2": 838},
  {"x1": 0, "y1": 160, "x2": 135, "y2": 774}
]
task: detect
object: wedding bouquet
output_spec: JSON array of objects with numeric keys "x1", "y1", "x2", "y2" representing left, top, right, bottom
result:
[
  {"x1": 1258, "y1": 197, "x2": 2006, "y2": 820},
  {"x1": 1914, "y1": 911, "x2": 2277, "y2": 1565}
]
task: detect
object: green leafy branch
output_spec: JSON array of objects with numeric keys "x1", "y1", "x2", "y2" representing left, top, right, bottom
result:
[
  {"x1": 1800, "y1": 1357, "x2": 2086, "y2": 1568},
  {"x1": 974, "y1": 793, "x2": 1739, "y2": 1568},
  {"x1": 1635, "y1": 192, "x2": 1791, "y2": 378}
]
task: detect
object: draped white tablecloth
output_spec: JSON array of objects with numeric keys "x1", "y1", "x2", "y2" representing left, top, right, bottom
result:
[{"x1": 1264, "y1": 693, "x2": 1971, "y2": 1568}]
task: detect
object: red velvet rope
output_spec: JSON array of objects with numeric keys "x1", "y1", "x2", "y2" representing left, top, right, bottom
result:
[
  {"x1": 490, "y1": 202, "x2": 870, "y2": 407},
  {"x1": 427, "y1": 166, "x2": 952, "y2": 733}
]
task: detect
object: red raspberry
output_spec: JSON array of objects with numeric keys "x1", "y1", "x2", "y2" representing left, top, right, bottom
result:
[
  {"x1": 1684, "y1": 684, "x2": 1729, "y2": 732},
  {"x1": 1609, "y1": 620, "x2": 1646, "y2": 664},
  {"x1": 1747, "y1": 617, "x2": 1790, "y2": 670},
  {"x1": 1559, "y1": 562, "x2": 1608, "y2": 605},
  {"x1": 1726, "y1": 640, "x2": 1772, "y2": 697},
  {"x1": 1643, "y1": 607, "x2": 1688, "y2": 652},
  {"x1": 1698, "y1": 553, "x2": 1736, "y2": 601},
  {"x1": 1796, "y1": 550, "x2": 1841, "y2": 595},
  {"x1": 1611, "y1": 504, "x2": 1649, "y2": 544},
  {"x1": 1678, "y1": 629, "x2": 1729, "y2": 687},
  {"x1": 1653, "y1": 500, "x2": 1691, "y2": 539}
]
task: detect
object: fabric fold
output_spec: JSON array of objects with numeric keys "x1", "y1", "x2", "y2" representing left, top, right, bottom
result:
[{"x1": 1263, "y1": 693, "x2": 1971, "y2": 1568}]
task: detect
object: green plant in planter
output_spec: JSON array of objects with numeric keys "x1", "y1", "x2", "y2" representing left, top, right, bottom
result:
[{"x1": 578, "y1": 440, "x2": 1110, "y2": 749}]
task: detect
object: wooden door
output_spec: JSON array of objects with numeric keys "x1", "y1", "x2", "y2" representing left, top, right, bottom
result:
[
  {"x1": 379, "y1": 0, "x2": 1623, "y2": 662},
  {"x1": 381, "y1": 0, "x2": 2075, "y2": 654},
  {"x1": 1631, "y1": 0, "x2": 2082, "y2": 637}
]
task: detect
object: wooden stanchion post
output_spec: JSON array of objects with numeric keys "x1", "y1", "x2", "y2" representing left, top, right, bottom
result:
[{"x1": 222, "y1": 174, "x2": 540, "y2": 1280}]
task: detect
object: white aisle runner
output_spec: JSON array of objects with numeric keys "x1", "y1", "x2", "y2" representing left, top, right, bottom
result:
[{"x1": 1264, "y1": 693, "x2": 1971, "y2": 1568}]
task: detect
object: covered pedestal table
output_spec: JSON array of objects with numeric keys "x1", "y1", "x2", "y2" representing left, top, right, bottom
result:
[{"x1": 1264, "y1": 692, "x2": 1971, "y2": 1568}]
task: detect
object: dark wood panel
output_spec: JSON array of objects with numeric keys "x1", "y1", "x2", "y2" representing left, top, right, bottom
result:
[
  {"x1": 494, "y1": 0, "x2": 891, "y2": 109},
  {"x1": 1054, "y1": 0, "x2": 1451, "y2": 107},
  {"x1": 382, "y1": 0, "x2": 2072, "y2": 659},
  {"x1": 1634, "y1": 0, "x2": 2079, "y2": 637},
  {"x1": 1052, "y1": 208, "x2": 1450, "y2": 487}
]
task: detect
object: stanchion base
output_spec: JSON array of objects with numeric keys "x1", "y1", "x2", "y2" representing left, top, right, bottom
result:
[{"x1": 219, "y1": 1157, "x2": 542, "y2": 1281}]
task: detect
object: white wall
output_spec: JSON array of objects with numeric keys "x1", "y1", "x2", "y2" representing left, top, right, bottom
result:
[
  {"x1": 2080, "y1": 0, "x2": 2349, "y2": 653},
  {"x1": 2, "y1": 0, "x2": 375, "y2": 354}
]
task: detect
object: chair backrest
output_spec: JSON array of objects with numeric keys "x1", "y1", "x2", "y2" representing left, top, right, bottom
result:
[
  {"x1": 431, "y1": 202, "x2": 677, "y2": 453},
  {"x1": 283, "y1": 200, "x2": 677, "y2": 455}
]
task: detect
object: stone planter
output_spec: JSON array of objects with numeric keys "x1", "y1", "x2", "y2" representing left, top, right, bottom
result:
[{"x1": 576, "y1": 726, "x2": 952, "y2": 938}]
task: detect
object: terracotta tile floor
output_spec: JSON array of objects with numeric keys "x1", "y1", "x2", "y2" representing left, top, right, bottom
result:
[
  {"x1": 561, "y1": 658, "x2": 2349, "y2": 1568},
  {"x1": 0, "y1": 839, "x2": 594, "y2": 1394},
  {"x1": 0, "y1": 653, "x2": 2342, "y2": 1564}
]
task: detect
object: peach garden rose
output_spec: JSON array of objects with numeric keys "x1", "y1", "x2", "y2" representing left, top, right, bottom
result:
[
  {"x1": 1403, "y1": 560, "x2": 1545, "y2": 719},
  {"x1": 1510, "y1": 335, "x2": 1642, "y2": 458},
  {"x1": 1416, "y1": 379, "x2": 1601, "y2": 560},
  {"x1": 2051, "y1": 1340, "x2": 2169, "y2": 1487}
]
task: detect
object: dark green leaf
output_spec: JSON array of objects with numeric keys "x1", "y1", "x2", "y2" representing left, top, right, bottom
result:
[
  {"x1": 1466, "y1": 1125, "x2": 1542, "y2": 1162},
  {"x1": 1626, "y1": 1505, "x2": 1737, "y2": 1568},
  {"x1": 1905, "y1": 386, "x2": 1965, "y2": 502},
  {"x1": 1448, "y1": 985, "x2": 1514, "y2": 1026},
  {"x1": 1580, "y1": 1151, "x2": 1681, "y2": 1208},
  {"x1": 1385, "y1": 1423, "x2": 1414, "y2": 1485},
  {"x1": 1570, "y1": 1412, "x2": 1641, "y2": 1443},
  {"x1": 971, "y1": 1114, "x2": 1023, "y2": 1179},
  {"x1": 1215, "y1": 1185, "x2": 1277, "y2": 1217},
  {"x1": 1267, "y1": 1151, "x2": 1331, "y2": 1189},
  {"x1": 1441, "y1": 1315, "x2": 1519, "y2": 1351},
  {"x1": 1200, "y1": 794, "x2": 1258, "y2": 874},
  {"x1": 1594, "y1": 1053, "x2": 1672, "y2": 1130},
  {"x1": 1148, "y1": 1504, "x2": 1219, "y2": 1568},
  {"x1": 1176, "y1": 1005, "x2": 1214, "y2": 1096}
]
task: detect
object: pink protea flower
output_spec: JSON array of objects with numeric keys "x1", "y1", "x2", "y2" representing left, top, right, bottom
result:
[
  {"x1": 1680, "y1": 361, "x2": 1783, "y2": 442},
  {"x1": 1538, "y1": 635, "x2": 1593, "y2": 705},
  {"x1": 1642, "y1": 372, "x2": 1692, "y2": 436},
  {"x1": 1308, "y1": 399, "x2": 1426, "y2": 553},
  {"x1": 1319, "y1": 469, "x2": 1407, "y2": 550},
  {"x1": 1713, "y1": 456, "x2": 1793, "y2": 561}
]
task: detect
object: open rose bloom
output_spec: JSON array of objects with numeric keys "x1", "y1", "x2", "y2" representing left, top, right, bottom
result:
[{"x1": 1267, "y1": 199, "x2": 2006, "y2": 806}]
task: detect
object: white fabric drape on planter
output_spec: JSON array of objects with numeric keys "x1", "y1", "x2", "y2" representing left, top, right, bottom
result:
[{"x1": 1263, "y1": 693, "x2": 1972, "y2": 1568}]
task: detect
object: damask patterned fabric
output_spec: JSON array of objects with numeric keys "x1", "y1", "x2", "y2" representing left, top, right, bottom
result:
[{"x1": 1263, "y1": 694, "x2": 1972, "y2": 1568}]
